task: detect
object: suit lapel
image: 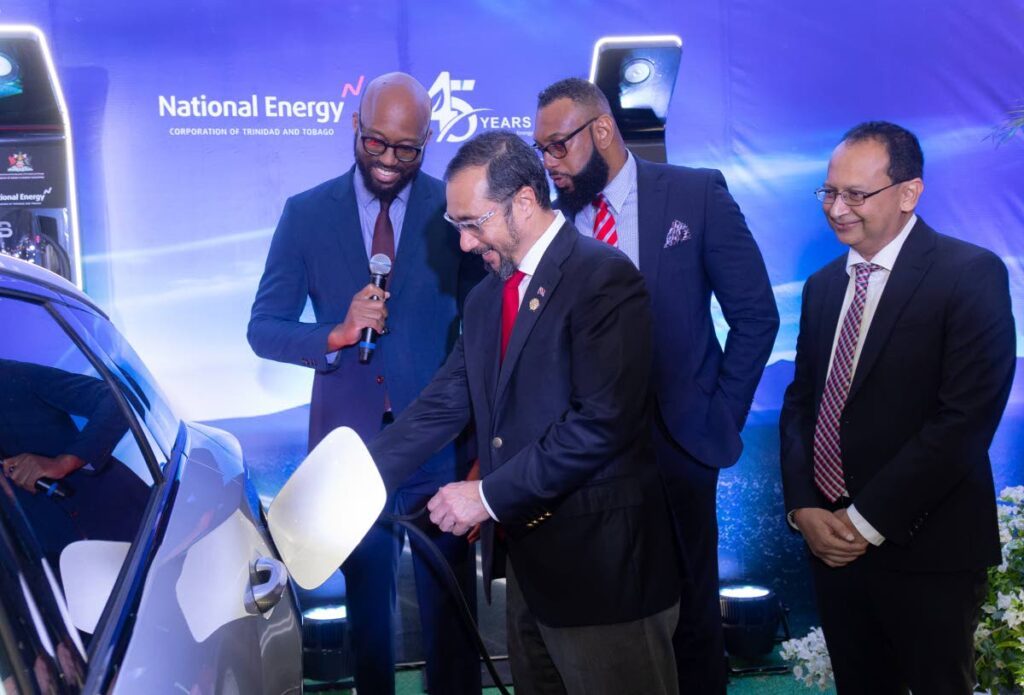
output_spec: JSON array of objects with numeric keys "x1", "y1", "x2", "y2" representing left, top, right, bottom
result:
[
  {"x1": 473, "y1": 278, "x2": 503, "y2": 413},
  {"x1": 815, "y1": 263, "x2": 849, "y2": 399},
  {"x1": 330, "y1": 168, "x2": 371, "y2": 287},
  {"x1": 636, "y1": 158, "x2": 667, "y2": 283},
  {"x1": 847, "y1": 220, "x2": 936, "y2": 402},
  {"x1": 493, "y1": 223, "x2": 574, "y2": 409},
  {"x1": 388, "y1": 173, "x2": 434, "y2": 301}
]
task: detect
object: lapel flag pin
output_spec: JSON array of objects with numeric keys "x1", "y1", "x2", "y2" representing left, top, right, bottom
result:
[
  {"x1": 537, "y1": 287, "x2": 546, "y2": 297},
  {"x1": 529, "y1": 298, "x2": 540, "y2": 311}
]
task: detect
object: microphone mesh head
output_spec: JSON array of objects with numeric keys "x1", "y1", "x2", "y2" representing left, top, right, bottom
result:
[{"x1": 369, "y1": 253, "x2": 393, "y2": 275}]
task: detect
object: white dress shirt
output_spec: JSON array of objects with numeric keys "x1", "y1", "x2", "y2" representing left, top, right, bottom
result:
[{"x1": 833, "y1": 214, "x2": 917, "y2": 546}]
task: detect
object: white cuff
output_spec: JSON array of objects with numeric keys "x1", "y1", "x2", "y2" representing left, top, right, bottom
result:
[
  {"x1": 847, "y1": 504, "x2": 885, "y2": 546},
  {"x1": 478, "y1": 480, "x2": 499, "y2": 522}
]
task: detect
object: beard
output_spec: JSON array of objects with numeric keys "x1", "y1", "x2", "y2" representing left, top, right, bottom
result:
[
  {"x1": 476, "y1": 212, "x2": 521, "y2": 281},
  {"x1": 354, "y1": 135, "x2": 419, "y2": 202},
  {"x1": 554, "y1": 146, "x2": 610, "y2": 216}
]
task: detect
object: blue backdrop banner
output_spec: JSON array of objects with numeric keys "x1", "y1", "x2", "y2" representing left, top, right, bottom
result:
[{"x1": 4, "y1": 0, "x2": 1022, "y2": 630}]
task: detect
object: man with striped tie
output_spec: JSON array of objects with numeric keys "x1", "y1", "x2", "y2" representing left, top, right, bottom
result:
[
  {"x1": 780, "y1": 122, "x2": 1015, "y2": 692},
  {"x1": 534, "y1": 78, "x2": 779, "y2": 694}
]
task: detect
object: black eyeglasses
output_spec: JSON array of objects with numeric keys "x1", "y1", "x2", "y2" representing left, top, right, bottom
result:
[
  {"x1": 532, "y1": 117, "x2": 598, "y2": 159},
  {"x1": 358, "y1": 118, "x2": 427, "y2": 163},
  {"x1": 815, "y1": 180, "x2": 904, "y2": 206}
]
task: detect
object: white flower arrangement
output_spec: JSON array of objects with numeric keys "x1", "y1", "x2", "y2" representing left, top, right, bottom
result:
[
  {"x1": 780, "y1": 486, "x2": 1024, "y2": 692},
  {"x1": 975, "y1": 486, "x2": 1024, "y2": 690},
  {"x1": 779, "y1": 626, "x2": 833, "y2": 690}
]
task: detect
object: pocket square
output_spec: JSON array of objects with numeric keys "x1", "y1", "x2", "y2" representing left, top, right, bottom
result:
[{"x1": 664, "y1": 219, "x2": 691, "y2": 248}]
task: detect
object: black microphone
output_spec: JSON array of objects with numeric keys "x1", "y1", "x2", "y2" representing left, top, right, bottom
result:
[
  {"x1": 358, "y1": 253, "x2": 393, "y2": 364},
  {"x1": 35, "y1": 477, "x2": 73, "y2": 499}
]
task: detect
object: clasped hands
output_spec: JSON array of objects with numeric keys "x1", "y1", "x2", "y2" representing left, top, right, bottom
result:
[{"x1": 793, "y1": 507, "x2": 869, "y2": 568}]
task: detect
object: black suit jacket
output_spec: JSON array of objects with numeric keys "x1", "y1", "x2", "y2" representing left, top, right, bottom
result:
[
  {"x1": 370, "y1": 221, "x2": 680, "y2": 627},
  {"x1": 780, "y1": 218, "x2": 1016, "y2": 571}
]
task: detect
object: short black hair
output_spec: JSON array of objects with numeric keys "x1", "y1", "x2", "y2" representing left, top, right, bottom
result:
[
  {"x1": 444, "y1": 130, "x2": 551, "y2": 209},
  {"x1": 537, "y1": 77, "x2": 610, "y2": 112},
  {"x1": 841, "y1": 121, "x2": 924, "y2": 182}
]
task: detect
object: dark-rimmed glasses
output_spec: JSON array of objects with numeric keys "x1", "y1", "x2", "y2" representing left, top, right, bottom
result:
[
  {"x1": 815, "y1": 180, "x2": 904, "y2": 206},
  {"x1": 358, "y1": 118, "x2": 427, "y2": 163},
  {"x1": 532, "y1": 117, "x2": 599, "y2": 159}
]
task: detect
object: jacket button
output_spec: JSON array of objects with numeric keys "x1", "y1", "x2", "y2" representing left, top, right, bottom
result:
[
  {"x1": 492, "y1": 437, "x2": 503, "y2": 449},
  {"x1": 376, "y1": 375, "x2": 384, "y2": 385}
]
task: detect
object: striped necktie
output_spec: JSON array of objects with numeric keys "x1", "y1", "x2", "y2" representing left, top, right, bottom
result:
[
  {"x1": 591, "y1": 193, "x2": 619, "y2": 247},
  {"x1": 812, "y1": 262, "x2": 881, "y2": 502}
]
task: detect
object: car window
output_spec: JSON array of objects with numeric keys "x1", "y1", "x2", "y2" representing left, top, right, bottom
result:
[
  {"x1": 0, "y1": 295, "x2": 155, "y2": 645},
  {"x1": 65, "y1": 306, "x2": 178, "y2": 460}
]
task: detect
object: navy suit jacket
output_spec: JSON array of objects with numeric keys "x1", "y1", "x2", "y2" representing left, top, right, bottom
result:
[
  {"x1": 370, "y1": 221, "x2": 680, "y2": 627},
  {"x1": 634, "y1": 159, "x2": 779, "y2": 469},
  {"x1": 248, "y1": 167, "x2": 479, "y2": 478},
  {"x1": 780, "y1": 219, "x2": 1016, "y2": 571}
]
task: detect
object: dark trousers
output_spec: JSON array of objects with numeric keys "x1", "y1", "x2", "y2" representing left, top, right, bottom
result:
[
  {"x1": 342, "y1": 473, "x2": 480, "y2": 695},
  {"x1": 505, "y1": 561, "x2": 679, "y2": 695},
  {"x1": 811, "y1": 557, "x2": 986, "y2": 695},
  {"x1": 652, "y1": 419, "x2": 727, "y2": 695}
]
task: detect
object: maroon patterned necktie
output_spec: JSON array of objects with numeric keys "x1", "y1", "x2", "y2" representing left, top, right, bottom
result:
[
  {"x1": 591, "y1": 193, "x2": 619, "y2": 247},
  {"x1": 812, "y1": 262, "x2": 881, "y2": 502},
  {"x1": 371, "y1": 197, "x2": 395, "y2": 262}
]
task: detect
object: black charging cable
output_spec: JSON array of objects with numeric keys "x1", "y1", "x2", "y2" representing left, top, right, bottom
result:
[{"x1": 384, "y1": 508, "x2": 511, "y2": 695}]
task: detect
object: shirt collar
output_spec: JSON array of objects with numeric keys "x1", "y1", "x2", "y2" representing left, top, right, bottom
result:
[
  {"x1": 353, "y1": 166, "x2": 412, "y2": 210},
  {"x1": 846, "y1": 213, "x2": 917, "y2": 275},
  {"x1": 517, "y1": 211, "x2": 565, "y2": 277},
  {"x1": 600, "y1": 150, "x2": 636, "y2": 214}
]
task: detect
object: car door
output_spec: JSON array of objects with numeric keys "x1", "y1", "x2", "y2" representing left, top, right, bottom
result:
[
  {"x1": 0, "y1": 283, "x2": 302, "y2": 693},
  {"x1": 0, "y1": 288, "x2": 158, "y2": 693},
  {"x1": 55, "y1": 301, "x2": 303, "y2": 694}
]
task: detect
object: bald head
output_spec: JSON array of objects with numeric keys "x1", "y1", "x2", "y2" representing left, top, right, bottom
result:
[
  {"x1": 352, "y1": 72, "x2": 432, "y2": 201},
  {"x1": 358, "y1": 72, "x2": 431, "y2": 130}
]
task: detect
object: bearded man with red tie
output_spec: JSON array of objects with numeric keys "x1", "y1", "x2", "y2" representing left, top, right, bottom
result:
[
  {"x1": 370, "y1": 130, "x2": 681, "y2": 695},
  {"x1": 780, "y1": 121, "x2": 1016, "y2": 693},
  {"x1": 533, "y1": 78, "x2": 779, "y2": 693}
]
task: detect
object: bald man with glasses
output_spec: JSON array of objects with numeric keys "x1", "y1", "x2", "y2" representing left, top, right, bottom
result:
[{"x1": 249, "y1": 72, "x2": 483, "y2": 694}]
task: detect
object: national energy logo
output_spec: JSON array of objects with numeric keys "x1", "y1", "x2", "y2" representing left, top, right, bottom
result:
[{"x1": 428, "y1": 72, "x2": 532, "y2": 143}]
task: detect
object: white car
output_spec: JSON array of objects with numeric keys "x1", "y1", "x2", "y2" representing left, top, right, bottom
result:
[{"x1": 0, "y1": 254, "x2": 382, "y2": 694}]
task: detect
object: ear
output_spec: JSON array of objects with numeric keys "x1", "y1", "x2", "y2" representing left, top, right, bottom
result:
[
  {"x1": 512, "y1": 185, "x2": 537, "y2": 218},
  {"x1": 899, "y1": 178, "x2": 924, "y2": 212},
  {"x1": 590, "y1": 114, "x2": 616, "y2": 152},
  {"x1": 352, "y1": 111, "x2": 360, "y2": 133}
]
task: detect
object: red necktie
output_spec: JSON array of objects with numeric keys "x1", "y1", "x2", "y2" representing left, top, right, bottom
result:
[
  {"x1": 500, "y1": 270, "x2": 526, "y2": 362},
  {"x1": 813, "y1": 262, "x2": 881, "y2": 502},
  {"x1": 591, "y1": 193, "x2": 619, "y2": 247}
]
